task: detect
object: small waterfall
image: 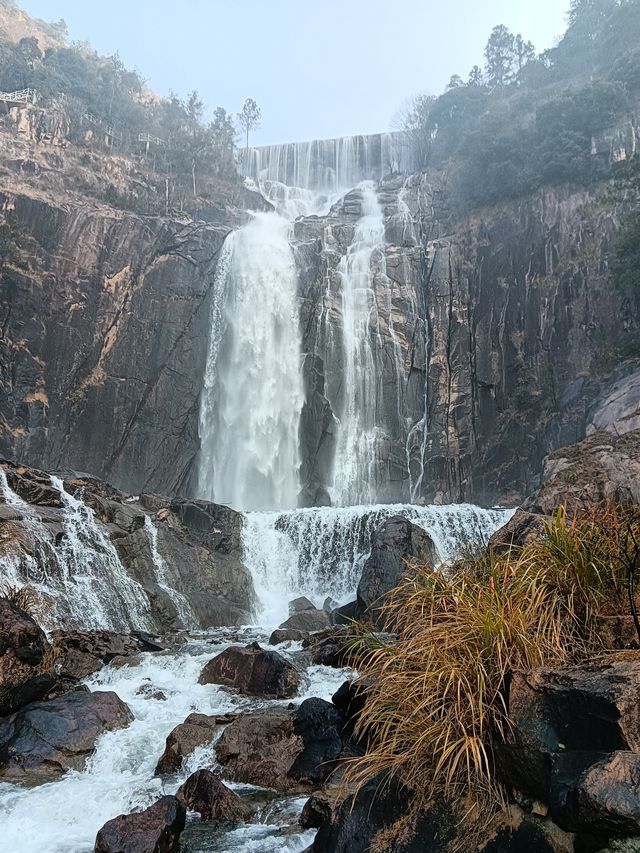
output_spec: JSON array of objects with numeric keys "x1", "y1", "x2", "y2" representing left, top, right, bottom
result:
[
  {"x1": 331, "y1": 182, "x2": 391, "y2": 505},
  {"x1": 143, "y1": 515, "x2": 196, "y2": 629},
  {"x1": 51, "y1": 477, "x2": 153, "y2": 631},
  {"x1": 198, "y1": 212, "x2": 305, "y2": 512},
  {"x1": 242, "y1": 503, "x2": 515, "y2": 627},
  {"x1": 0, "y1": 470, "x2": 157, "y2": 631}
]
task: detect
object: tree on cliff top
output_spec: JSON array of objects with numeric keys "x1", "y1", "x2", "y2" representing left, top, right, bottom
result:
[{"x1": 237, "y1": 98, "x2": 261, "y2": 154}]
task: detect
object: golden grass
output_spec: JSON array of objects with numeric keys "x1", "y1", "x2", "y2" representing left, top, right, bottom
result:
[{"x1": 343, "y1": 503, "x2": 640, "y2": 833}]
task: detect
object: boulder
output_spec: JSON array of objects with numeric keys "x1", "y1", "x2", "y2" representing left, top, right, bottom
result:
[
  {"x1": 0, "y1": 688, "x2": 133, "y2": 782},
  {"x1": 575, "y1": 752, "x2": 640, "y2": 835},
  {"x1": 489, "y1": 510, "x2": 548, "y2": 553},
  {"x1": 51, "y1": 630, "x2": 153, "y2": 683},
  {"x1": 356, "y1": 516, "x2": 437, "y2": 625},
  {"x1": 176, "y1": 769, "x2": 250, "y2": 822},
  {"x1": 332, "y1": 679, "x2": 368, "y2": 740},
  {"x1": 528, "y1": 429, "x2": 640, "y2": 516},
  {"x1": 0, "y1": 598, "x2": 55, "y2": 716},
  {"x1": 268, "y1": 628, "x2": 309, "y2": 645},
  {"x1": 303, "y1": 628, "x2": 351, "y2": 668},
  {"x1": 277, "y1": 609, "x2": 332, "y2": 633},
  {"x1": 289, "y1": 596, "x2": 317, "y2": 614},
  {"x1": 332, "y1": 600, "x2": 359, "y2": 625},
  {"x1": 94, "y1": 795, "x2": 185, "y2": 853},
  {"x1": 154, "y1": 711, "x2": 235, "y2": 776},
  {"x1": 215, "y1": 698, "x2": 344, "y2": 792},
  {"x1": 198, "y1": 642, "x2": 302, "y2": 699},
  {"x1": 300, "y1": 792, "x2": 336, "y2": 829}
]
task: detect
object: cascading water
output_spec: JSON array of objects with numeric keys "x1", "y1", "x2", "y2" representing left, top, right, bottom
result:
[
  {"x1": 198, "y1": 212, "x2": 305, "y2": 512},
  {"x1": 331, "y1": 181, "x2": 392, "y2": 506},
  {"x1": 143, "y1": 515, "x2": 196, "y2": 629},
  {"x1": 242, "y1": 503, "x2": 515, "y2": 627}
]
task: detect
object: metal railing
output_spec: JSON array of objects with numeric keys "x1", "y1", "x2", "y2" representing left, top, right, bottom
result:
[{"x1": 0, "y1": 88, "x2": 37, "y2": 105}]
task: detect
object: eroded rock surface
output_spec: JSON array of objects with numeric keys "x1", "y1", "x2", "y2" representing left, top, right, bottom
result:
[
  {"x1": 94, "y1": 795, "x2": 185, "y2": 853},
  {"x1": 198, "y1": 642, "x2": 302, "y2": 699}
]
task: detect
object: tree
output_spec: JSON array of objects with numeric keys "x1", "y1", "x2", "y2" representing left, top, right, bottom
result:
[
  {"x1": 484, "y1": 25, "x2": 516, "y2": 88},
  {"x1": 468, "y1": 65, "x2": 485, "y2": 86},
  {"x1": 210, "y1": 107, "x2": 237, "y2": 178},
  {"x1": 447, "y1": 74, "x2": 464, "y2": 90},
  {"x1": 514, "y1": 34, "x2": 536, "y2": 71},
  {"x1": 237, "y1": 97, "x2": 261, "y2": 155}
]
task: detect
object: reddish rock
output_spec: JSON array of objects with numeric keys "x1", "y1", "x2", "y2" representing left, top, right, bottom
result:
[
  {"x1": 215, "y1": 698, "x2": 344, "y2": 792},
  {"x1": 199, "y1": 642, "x2": 301, "y2": 699},
  {"x1": 0, "y1": 597, "x2": 54, "y2": 716},
  {"x1": 94, "y1": 795, "x2": 185, "y2": 853},
  {"x1": 0, "y1": 688, "x2": 133, "y2": 783},
  {"x1": 176, "y1": 769, "x2": 250, "y2": 822},
  {"x1": 154, "y1": 712, "x2": 235, "y2": 776}
]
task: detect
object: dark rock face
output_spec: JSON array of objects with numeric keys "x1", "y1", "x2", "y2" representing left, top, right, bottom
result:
[
  {"x1": 489, "y1": 510, "x2": 549, "y2": 553},
  {"x1": 300, "y1": 792, "x2": 336, "y2": 829},
  {"x1": 215, "y1": 699, "x2": 344, "y2": 792},
  {"x1": 357, "y1": 516, "x2": 436, "y2": 623},
  {"x1": 497, "y1": 661, "x2": 640, "y2": 840},
  {"x1": 94, "y1": 795, "x2": 185, "y2": 853},
  {"x1": 0, "y1": 597, "x2": 54, "y2": 715},
  {"x1": 0, "y1": 190, "x2": 231, "y2": 497},
  {"x1": 176, "y1": 769, "x2": 250, "y2": 822},
  {"x1": 312, "y1": 777, "x2": 453, "y2": 853},
  {"x1": 198, "y1": 642, "x2": 302, "y2": 699},
  {"x1": 303, "y1": 628, "x2": 351, "y2": 668},
  {"x1": 154, "y1": 712, "x2": 235, "y2": 776},
  {"x1": 51, "y1": 630, "x2": 151, "y2": 682},
  {"x1": 0, "y1": 688, "x2": 133, "y2": 782},
  {"x1": 0, "y1": 461, "x2": 254, "y2": 631}
]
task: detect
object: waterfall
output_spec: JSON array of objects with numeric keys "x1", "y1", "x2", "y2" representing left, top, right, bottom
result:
[
  {"x1": 331, "y1": 182, "x2": 391, "y2": 506},
  {"x1": 243, "y1": 131, "x2": 412, "y2": 191},
  {"x1": 198, "y1": 212, "x2": 305, "y2": 511},
  {"x1": 143, "y1": 515, "x2": 196, "y2": 629},
  {"x1": 242, "y1": 503, "x2": 515, "y2": 627},
  {"x1": 0, "y1": 470, "x2": 157, "y2": 631}
]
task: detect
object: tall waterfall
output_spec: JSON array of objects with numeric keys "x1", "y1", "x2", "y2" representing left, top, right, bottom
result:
[
  {"x1": 331, "y1": 182, "x2": 391, "y2": 506},
  {"x1": 198, "y1": 211, "x2": 305, "y2": 511}
]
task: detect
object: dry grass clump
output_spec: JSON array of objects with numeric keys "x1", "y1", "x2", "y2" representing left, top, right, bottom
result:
[
  {"x1": 0, "y1": 582, "x2": 40, "y2": 616},
  {"x1": 344, "y1": 503, "x2": 640, "y2": 832}
]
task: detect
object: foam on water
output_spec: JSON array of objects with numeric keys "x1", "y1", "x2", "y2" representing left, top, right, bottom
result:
[{"x1": 0, "y1": 631, "x2": 347, "y2": 853}]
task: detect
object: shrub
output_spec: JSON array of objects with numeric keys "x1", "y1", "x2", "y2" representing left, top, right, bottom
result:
[{"x1": 345, "y1": 504, "x2": 640, "y2": 827}]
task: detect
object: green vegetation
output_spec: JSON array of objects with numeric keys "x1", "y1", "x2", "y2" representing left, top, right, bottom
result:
[
  {"x1": 346, "y1": 504, "x2": 640, "y2": 828},
  {"x1": 404, "y1": 0, "x2": 640, "y2": 210},
  {"x1": 0, "y1": 26, "x2": 256, "y2": 204}
]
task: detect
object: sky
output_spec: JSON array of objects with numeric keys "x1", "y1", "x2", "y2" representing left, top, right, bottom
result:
[{"x1": 19, "y1": 0, "x2": 570, "y2": 146}]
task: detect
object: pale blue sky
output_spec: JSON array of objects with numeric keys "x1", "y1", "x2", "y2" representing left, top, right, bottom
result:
[{"x1": 19, "y1": 0, "x2": 570, "y2": 145}]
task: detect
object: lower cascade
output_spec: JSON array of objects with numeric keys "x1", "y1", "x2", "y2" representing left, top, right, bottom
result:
[{"x1": 241, "y1": 503, "x2": 515, "y2": 627}]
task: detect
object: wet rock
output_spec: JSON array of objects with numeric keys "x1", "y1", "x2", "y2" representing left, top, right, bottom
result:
[
  {"x1": 277, "y1": 609, "x2": 332, "y2": 633},
  {"x1": 303, "y1": 627, "x2": 350, "y2": 668},
  {"x1": 323, "y1": 597, "x2": 339, "y2": 613},
  {"x1": 94, "y1": 795, "x2": 185, "y2": 853},
  {"x1": 312, "y1": 777, "x2": 454, "y2": 853},
  {"x1": 575, "y1": 751, "x2": 640, "y2": 835},
  {"x1": 289, "y1": 596, "x2": 317, "y2": 614},
  {"x1": 216, "y1": 699, "x2": 344, "y2": 792},
  {"x1": 154, "y1": 712, "x2": 235, "y2": 775},
  {"x1": 0, "y1": 688, "x2": 133, "y2": 782},
  {"x1": 332, "y1": 679, "x2": 368, "y2": 739},
  {"x1": 332, "y1": 600, "x2": 359, "y2": 625},
  {"x1": 51, "y1": 630, "x2": 149, "y2": 682},
  {"x1": 198, "y1": 642, "x2": 302, "y2": 699},
  {"x1": 269, "y1": 628, "x2": 310, "y2": 645},
  {"x1": 300, "y1": 792, "x2": 336, "y2": 829},
  {"x1": 176, "y1": 769, "x2": 250, "y2": 822},
  {"x1": 357, "y1": 516, "x2": 436, "y2": 625},
  {"x1": 0, "y1": 598, "x2": 55, "y2": 716}
]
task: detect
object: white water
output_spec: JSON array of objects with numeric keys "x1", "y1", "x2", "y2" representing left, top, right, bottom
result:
[
  {"x1": 0, "y1": 631, "x2": 343, "y2": 853},
  {"x1": 242, "y1": 503, "x2": 515, "y2": 627},
  {"x1": 143, "y1": 515, "x2": 197, "y2": 629},
  {"x1": 244, "y1": 131, "x2": 412, "y2": 192},
  {"x1": 331, "y1": 182, "x2": 390, "y2": 506},
  {"x1": 198, "y1": 212, "x2": 305, "y2": 512}
]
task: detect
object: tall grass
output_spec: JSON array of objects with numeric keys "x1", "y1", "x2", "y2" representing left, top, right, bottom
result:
[{"x1": 344, "y1": 503, "x2": 640, "y2": 832}]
